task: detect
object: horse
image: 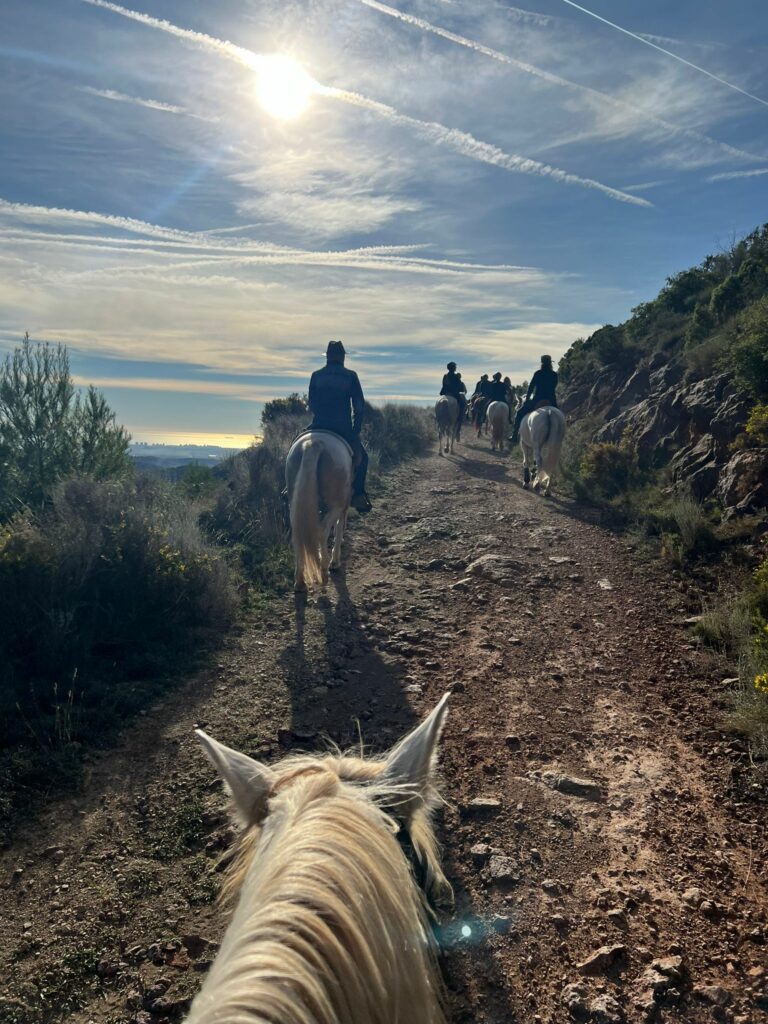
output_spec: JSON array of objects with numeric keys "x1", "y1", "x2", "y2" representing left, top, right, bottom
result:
[
  {"x1": 188, "y1": 694, "x2": 452, "y2": 1024},
  {"x1": 435, "y1": 395, "x2": 459, "y2": 455},
  {"x1": 487, "y1": 401, "x2": 509, "y2": 452},
  {"x1": 470, "y1": 395, "x2": 488, "y2": 437},
  {"x1": 285, "y1": 430, "x2": 352, "y2": 592},
  {"x1": 519, "y1": 405, "x2": 566, "y2": 496}
]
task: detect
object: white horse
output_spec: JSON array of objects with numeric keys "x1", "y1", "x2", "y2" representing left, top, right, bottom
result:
[
  {"x1": 435, "y1": 396, "x2": 459, "y2": 455},
  {"x1": 520, "y1": 405, "x2": 566, "y2": 496},
  {"x1": 487, "y1": 401, "x2": 509, "y2": 452},
  {"x1": 285, "y1": 431, "x2": 352, "y2": 592},
  {"x1": 189, "y1": 695, "x2": 452, "y2": 1024}
]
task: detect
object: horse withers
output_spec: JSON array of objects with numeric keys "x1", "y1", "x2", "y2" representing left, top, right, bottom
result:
[
  {"x1": 520, "y1": 405, "x2": 566, "y2": 496},
  {"x1": 486, "y1": 400, "x2": 509, "y2": 452},
  {"x1": 285, "y1": 430, "x2": 352, "y2": 592},
  {"x1": 435, "y1": 395, "x2": 459, "y2": 455},
  {"x1": 188, "y1": 694, "x2": 452, "y2": 1024}
]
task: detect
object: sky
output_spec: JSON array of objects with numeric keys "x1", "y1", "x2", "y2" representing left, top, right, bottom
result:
[{"x1": 1, "y1": 0, "x2": 767, "y2": 445}]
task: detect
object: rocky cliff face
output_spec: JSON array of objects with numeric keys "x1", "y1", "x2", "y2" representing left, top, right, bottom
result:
[{"x1": 561, "y1": 355, "x2": 767, "y2": 517}]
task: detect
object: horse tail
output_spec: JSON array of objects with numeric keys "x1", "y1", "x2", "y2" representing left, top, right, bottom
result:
[
  {"x1": 291, "y1": 440, "x2": 324, "y2": 586},
  {"x1": 542, "y1": 409, "x2": 566, "y2": 476}
]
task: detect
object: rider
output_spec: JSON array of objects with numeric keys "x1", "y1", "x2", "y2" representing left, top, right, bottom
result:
[
  {"x1": 307, "y1": 340, "x2": 372, "y2": 512},
  {"x1": 503, "y1": 376, "x2": 515, "y2": 423},
  {"x1": 440, "y1": 361, "x2": 467, "y2": 437},
  {"x1": 486, "y1": 372, "x2": 507, "y2": 402},
  {"x1": 510, "y1": 354, "x2": 559, "y2": 443}
]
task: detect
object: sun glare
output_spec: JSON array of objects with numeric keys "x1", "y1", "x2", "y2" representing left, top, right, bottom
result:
[{"x1": 255, "y1": 55, "x2": 315, "y2": 121}]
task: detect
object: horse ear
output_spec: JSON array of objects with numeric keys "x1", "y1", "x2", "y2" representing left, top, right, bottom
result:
[
  {"x1": 195, "y1": 730, "x2": 275, "y2": 825},
  {"x1": 384, "y1": 693, "x2": 449, "y2": 799}
]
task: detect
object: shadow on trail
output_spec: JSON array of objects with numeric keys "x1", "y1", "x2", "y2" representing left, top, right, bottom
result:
[
  {"x1": 277, "y1": 565, "x2": 418, "y2": 752},
  {"x1": 458, "y1": 454, "x2": 510, "y2": 483}
]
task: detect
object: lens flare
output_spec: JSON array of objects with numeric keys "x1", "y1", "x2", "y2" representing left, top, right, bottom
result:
[{"x1": 255, "y1": 55, "x2": 315, "y2": 121}]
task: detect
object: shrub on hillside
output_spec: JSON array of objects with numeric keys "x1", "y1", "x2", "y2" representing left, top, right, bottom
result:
[
  {"x1": 733, "y1": 297, "x2": 768, "y2": 401},
  {"x1": 579, "y1": 441, "x2": 638, "y2": 499},
  {"x1": 0, "y1": 335, "x2": 131, "y2": 515},
  {"x1": 0, "y1": 477, "x2": 236, "y2": 813}
]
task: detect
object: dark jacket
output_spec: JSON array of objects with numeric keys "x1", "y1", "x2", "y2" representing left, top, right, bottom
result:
[
  {"x1": 527, "y1": 367, "x2": 558, "y2": 405},
  {"x1": 487, "y1": 380, "x2": 507, "y2": 402},
  {"x1": 441, "y1": 372, "x2": 466, "y2": 399},
  {"x1": 308, "y1": 363, "x2": 365, "y2": 436}
]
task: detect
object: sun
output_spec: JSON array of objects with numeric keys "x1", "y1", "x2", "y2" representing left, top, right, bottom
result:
[{"x1": 255, "y1": 55, "x2": 315, "y2": 121}]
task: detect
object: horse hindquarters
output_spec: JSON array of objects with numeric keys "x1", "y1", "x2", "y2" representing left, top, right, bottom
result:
[{"x1": 290, "y1": 442, "x2": 324, "y2": 590}]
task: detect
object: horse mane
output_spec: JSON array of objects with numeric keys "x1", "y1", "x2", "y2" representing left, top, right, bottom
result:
[{"x1": 188, "y1": 751, "x2": 446, "y2": 1024}]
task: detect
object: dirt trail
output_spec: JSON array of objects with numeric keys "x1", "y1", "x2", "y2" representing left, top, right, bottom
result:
[{"x1": 1, "y1": 441, "x2": 766, "y2": 1024}]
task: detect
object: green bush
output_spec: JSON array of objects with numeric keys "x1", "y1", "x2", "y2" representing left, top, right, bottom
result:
[
  {"x1": 579, "y1": 441, "x2": 638, "y2": 499},
  {"x1": 0, "y1": 476, "x2": 236, "y2": 836},
  {"x1": 733, "y1": 297, "x2": 768, "y2": 400},
  {"x1": 0, "y1": 335, "x2": 131, "y2": 515}
]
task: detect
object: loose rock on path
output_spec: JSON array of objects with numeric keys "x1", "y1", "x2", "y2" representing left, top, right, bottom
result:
[{"x1": 1, "y1": 441, "x2": 766, "y2": 1024}]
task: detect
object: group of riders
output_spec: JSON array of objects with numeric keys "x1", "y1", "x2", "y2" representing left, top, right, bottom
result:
[
  {"x1": 296, "y1": 341, "x2": 559, "y2": 515},
  {"x1": 439, "y1": 356, "x2": 559, "y2": 443}
]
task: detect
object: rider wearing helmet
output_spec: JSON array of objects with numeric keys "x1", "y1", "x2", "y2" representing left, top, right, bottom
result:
[
  {"x1": 440, "y1": 361, "x2": 467, "y2": 437},
  {"x1": 510, "y1": 354, "x2": 559, "y2": 443},
  {"x1": 308, "y1": 340, "x2": 372, "y2": 512}
]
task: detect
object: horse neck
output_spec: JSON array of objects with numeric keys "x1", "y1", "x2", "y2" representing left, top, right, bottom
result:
[{"x1": 188, "y1": 774, "x2": 444, "y2": 1024}]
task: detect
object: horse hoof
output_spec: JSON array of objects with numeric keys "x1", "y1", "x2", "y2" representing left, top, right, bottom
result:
[
  {"x1": 294, "y1": 582, "x2": 307, "y2": 593},
  {"x1": 522, "y1": 481, "x2": 529, "y2": 490}
]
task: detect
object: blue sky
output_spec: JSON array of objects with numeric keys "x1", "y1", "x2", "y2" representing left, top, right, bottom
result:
[{"x1": 1, "y1": 0, "x2": 767, "y2": 443}]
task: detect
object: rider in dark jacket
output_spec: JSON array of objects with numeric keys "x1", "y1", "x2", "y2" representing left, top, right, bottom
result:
[
  {"x1": 486, "y1": 372, "x2": 507, "y2": 403},
  {"x1": 510, "y1": 354, "x2": 558, "y2": 443},
  {"x1": 308, "y1": 340, "x2": 371, "y2": 512},
  {"x1": 440, "y1": 361, "x2": 467, "y2": 437},
  {"x1": 473, "y1": 374, "x2": 490, "y2": 398}
]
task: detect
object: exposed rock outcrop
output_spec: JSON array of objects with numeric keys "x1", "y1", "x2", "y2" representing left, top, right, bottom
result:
[{"x1": 565, "y1": 361, "x2": 760, "y2": 515}]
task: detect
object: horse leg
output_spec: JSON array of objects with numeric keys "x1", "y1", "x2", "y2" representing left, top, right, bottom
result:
[
  {"x1": 331, "y1": 510, "x2": 346, "y2": 569},
  {"x1": 522, "y1": 443, "x2": 532, "y2": 488}
]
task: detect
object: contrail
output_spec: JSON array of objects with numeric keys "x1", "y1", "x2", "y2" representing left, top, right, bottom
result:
[
  {"x1": 560, "y1": 0, "x2": 768, "y2": 109},
  {"x1": 357, "y1": 0, "x2": 765, "y2": 164},
  {"x1": 82, "y1": 0, "x2": 649, "y2": 206},
  {"x1": 81, "y1": 87, "x2": 186, "y2": 113},
  {"x1": 322, "y1": 86, "x2": 649, "y2": 206},
  {"x1": 80, "y1": 86, "x2": 218, "y2": 122},
  {"x1": 81, "y1": 0, "x2": 258, "y2": 67},
  {"x1": 707, "y1": 167, "x2": 768, "y2": 182}
]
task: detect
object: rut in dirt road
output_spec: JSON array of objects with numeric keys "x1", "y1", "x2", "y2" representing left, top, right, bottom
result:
[{"x1": 1, "y1": 441, "x2": 765, "y2": 1024}]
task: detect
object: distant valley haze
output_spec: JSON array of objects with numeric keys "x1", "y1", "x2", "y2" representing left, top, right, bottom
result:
[{"x1": 1, "y1": 0, "x2": 767, "y2": 440}]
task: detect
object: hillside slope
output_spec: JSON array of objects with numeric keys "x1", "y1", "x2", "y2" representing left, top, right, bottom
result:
[{"x1": 557, "y1": 225, "x2": 768, "y2": 516}]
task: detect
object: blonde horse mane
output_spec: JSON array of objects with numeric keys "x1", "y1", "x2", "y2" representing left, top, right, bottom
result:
[{"x1": 188, "y1": 717, "x2": 450, "y2": 1024}]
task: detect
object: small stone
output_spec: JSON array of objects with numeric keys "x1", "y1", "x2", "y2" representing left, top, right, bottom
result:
[
  {"x1": 682, "y1": 886, "x2": 703, "y2": 908},
  {"x1": 451, "y1": 680, "x2": 466, "y2": 693},
  {"x1": 464, "y1": 796, "x2": 502, "y2": 815},
  {"x1": 551, "y1": 914, "x2": 570, "y2": 930},
  {"x1": 504, "y1": 735, "x2": 522, "y2": 750},
  {"x1": 541, "y1": 878, "x2": 560, "y2": 895},
  {"x1": 528, "y1": 769, "x2": 602, "y2": 801},
  {"x1": 590, "y1": 993, "x2": 623, "y2": 1023},
  {"x1": 470, "y1": 843, "x2": 490, "y2": 863},
  {"x1": 507, "y1": 637, "x2": 523, "y2": 645},
  {"x1": 488, "y1": 855, "x2": 519, "y2": 884},
  {"x1": 651, "y1": 955, "x2": 684, "y2": 980},
  {"x1": 577, "y1": 944, "x2": 626, "y2": 974},
  {"x1": 562, "y1": 982, "x2": 589, "y2": 1017},
  {"x1": 694, "y1": 985, "x2": 730, "y2": 1007}
]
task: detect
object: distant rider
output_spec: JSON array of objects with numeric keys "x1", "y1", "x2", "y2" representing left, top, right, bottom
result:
[
  {"x1": 503, "y1": 376, "x2": 515, "y2": 423},
  {"x1": 440, "y1": 361, "x2": 467, "y2": 438},
  {"x1": 510, "y1": 354, "x2": 559, "y2": 443},
  {"x1": 486, "y1": 372, "x2": 507, "y2": 402},
  {"x1": 308, "y1": 340, "x2": 372, "y2": 512}
]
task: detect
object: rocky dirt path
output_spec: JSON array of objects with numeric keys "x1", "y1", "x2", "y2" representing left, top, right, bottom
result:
[{"x1": 1, "y1": 441, "x2": 766, "y2": 1024}]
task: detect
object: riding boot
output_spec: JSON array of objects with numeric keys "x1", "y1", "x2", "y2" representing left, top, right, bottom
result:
[{"x1": 351, "y1": 444, "x2": 372, "y2": 513}]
